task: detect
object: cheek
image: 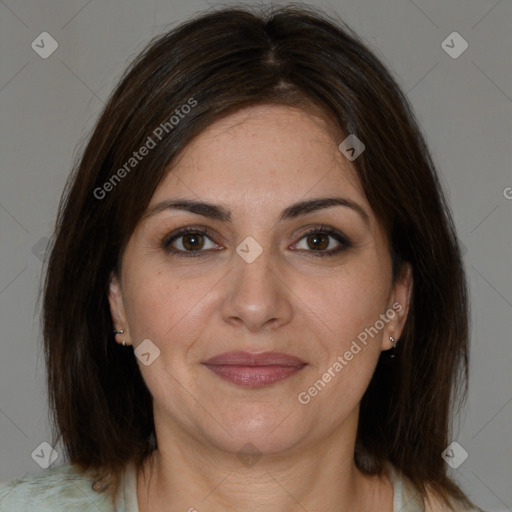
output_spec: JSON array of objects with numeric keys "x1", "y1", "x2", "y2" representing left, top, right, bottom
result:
[
  {"x1": 121, "y1": 268, "x2": 207, "y2": 401},
  {"x1": 316, "y1": 259, "x2": 390, "y2": 402},
  {"x1": 122, "y1": 272, "x2": 168, "y2": 341},
  {"x1": 122, "y1": 262, "x2": 219, "y2": 348},
  {"x1": 306, "y1": 258, "x2": 390, "y2": 341},
  {"x1": 300, "y1": 277, "x2": 386, "y2": 419}
]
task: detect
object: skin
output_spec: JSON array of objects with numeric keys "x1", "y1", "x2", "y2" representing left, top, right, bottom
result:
[{"x1": 108, "y1": 104, "x2": 414, "y2": 512}]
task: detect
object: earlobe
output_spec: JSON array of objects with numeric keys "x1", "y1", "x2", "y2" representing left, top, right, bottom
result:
[
  {"x1": 383, "y1": 263, "x2": 413, "y2": 350},
  {"x1": 108, "y1": 272, "x2": 127, "y2": 331}
]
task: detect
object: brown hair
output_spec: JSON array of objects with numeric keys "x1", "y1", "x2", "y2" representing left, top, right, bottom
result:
[{"x1": 42, "y1": 4, "x2": 479, "y2": 510}]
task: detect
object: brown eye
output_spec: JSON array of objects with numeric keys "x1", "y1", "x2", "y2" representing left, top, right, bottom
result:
[
  {"x1": 305, "y1": 232, "x2": 329, "y2": 251},
  {"x1": 182, "y1": 233, "x2": 205, "y2": 251},
  {"x1": 162, "y1": 227, "x2": 220, "y2": 256},
  {"x1": 293, "y1": 227, "x2": 352, "y2": 258}
]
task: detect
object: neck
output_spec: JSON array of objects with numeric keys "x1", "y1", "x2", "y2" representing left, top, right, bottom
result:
[{"x1": 136, "y1": 413, "x2": 393, "y2": 512}]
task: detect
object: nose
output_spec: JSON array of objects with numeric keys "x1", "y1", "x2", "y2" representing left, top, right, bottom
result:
[{"x1": 220, "y1": 244, "x2": 293, "y2": 333}]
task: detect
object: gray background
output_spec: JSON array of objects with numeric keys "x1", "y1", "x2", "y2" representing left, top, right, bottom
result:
[{"x1": 0, "y1": 0, "x2": 510, "y2": 511}]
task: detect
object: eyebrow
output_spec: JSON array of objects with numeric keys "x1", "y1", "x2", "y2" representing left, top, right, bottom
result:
[{"x1": 142, "y1": 197, "x2": 370, "y2": 225}]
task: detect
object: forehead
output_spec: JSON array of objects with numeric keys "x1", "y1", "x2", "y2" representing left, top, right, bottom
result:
[{"x1": 150, "y1": 104, "x2": 369, "y2": 218}]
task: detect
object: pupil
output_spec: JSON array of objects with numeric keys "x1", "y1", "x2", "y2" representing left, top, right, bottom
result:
[
  {"x1": 184, "y1": 233, "x2": 203, "y2": 250},
  {"x1": 308, "y1": 233, "x2": 327, "y2": 250}
]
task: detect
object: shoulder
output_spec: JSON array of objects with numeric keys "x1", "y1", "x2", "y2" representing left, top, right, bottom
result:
[
  {"x1": 0, "y1": 464, "x2": 113, "y2": 512},
  {"x1": 388, "y1": 464, "x2": 481, "y2": 512}
]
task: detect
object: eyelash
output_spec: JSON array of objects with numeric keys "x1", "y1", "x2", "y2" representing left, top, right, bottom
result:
[{"x1": 161, "y1": 225, "x2": 352, "y2": 258}]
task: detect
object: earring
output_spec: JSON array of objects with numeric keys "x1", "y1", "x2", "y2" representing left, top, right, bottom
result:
[
  {"x1": 113, "y1": 328, "x2": 130, "y2": 346},
  {"x1": 388, "y1": 336, "x2": 398, "y2": 359}
]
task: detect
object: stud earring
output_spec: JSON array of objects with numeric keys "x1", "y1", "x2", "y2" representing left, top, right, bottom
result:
[
  {"x1": 388, "y1": 336, "x2": 398, "y2": 359},
  {"x1": 113, "y1": 328, "x2": 130, "y2": 346}
]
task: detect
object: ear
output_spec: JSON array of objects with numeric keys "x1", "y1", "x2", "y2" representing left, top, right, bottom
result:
[
  {"x1": 381, "y1": 263, "x2": 413, "y2": 350},
  {"x1": 108, "y1": 271, "x2": 131, "y2": 345}
]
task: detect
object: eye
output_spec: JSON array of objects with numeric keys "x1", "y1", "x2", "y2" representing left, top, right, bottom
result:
[
  {"x1": 161, "y1": 225, "x2": 351, "y2": 258},
  {"x1": 292, "y1": 226, "x2": 351, "y2": 257},
  {"x1": 162, "y1": 227, "x2": 221, "y2": 256}
]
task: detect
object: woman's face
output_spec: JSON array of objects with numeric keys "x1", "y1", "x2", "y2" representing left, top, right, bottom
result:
[{"x1": 109, "y1": 104, "x2": 411, "y2": 457}]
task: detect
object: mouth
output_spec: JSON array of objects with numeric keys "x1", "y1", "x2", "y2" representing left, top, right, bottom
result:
[{"x1": 202, "y1": 351, "x2": 307, "y2": 388}]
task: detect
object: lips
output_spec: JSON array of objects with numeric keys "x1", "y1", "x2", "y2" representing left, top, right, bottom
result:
[{"x1": 202, "y1": 351, "x2": 307, "y2": 388}]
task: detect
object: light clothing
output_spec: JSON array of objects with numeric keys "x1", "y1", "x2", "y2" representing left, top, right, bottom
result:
[{"x1": 0, "y1": 461, "x2": 426, "y2": 511}]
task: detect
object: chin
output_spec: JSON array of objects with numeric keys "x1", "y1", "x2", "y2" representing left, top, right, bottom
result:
[{"x1": 200, "y1": 406, "x2": 305, "y2": 458}]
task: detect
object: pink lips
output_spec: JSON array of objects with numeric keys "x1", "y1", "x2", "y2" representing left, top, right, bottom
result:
[{"x1": 202, "y1": 351, "x2": 307, "y2": 388}]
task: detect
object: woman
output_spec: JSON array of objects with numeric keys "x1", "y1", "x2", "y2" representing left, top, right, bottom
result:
[{"x1": 0, "y1": 5, "x2": 483, "y2": 512}]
